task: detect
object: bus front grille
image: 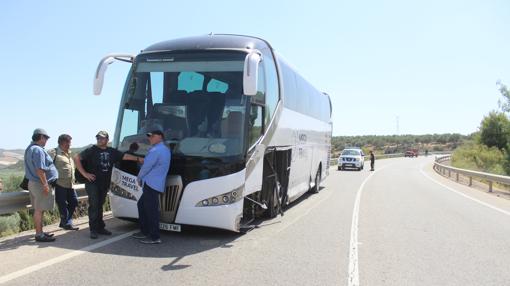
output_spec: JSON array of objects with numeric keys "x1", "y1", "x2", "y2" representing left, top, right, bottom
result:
[{"x1": 159, "y1": 175, "x2": 183, "y2": 223}]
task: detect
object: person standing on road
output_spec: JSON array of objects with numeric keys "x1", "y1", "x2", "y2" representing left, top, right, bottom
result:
[
  {"x1": 24, "y1": 128, "x2": 58, "y2": 242},
  {"x1": 369, "y1": 150, "x2": 375, "y2": 171},
  {"x1": 74, "y1": 131, "x2": 142, "y2": 239},
  {"x1": 48, "y1": 134, "x2": 79, "y2": 231},
  {"x1": 132, "y1": 130, "x2": 171, "y2": 244}
]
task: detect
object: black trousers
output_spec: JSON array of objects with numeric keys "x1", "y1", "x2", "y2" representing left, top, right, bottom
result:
[
  {"x1": 137, "y1": 184, "x2": 161, "y2": 240},
  {"x1": 85, "y1": 182, "x2": 108, "y2": 232}
]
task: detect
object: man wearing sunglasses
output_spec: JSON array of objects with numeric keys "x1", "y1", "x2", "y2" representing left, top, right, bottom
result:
[
  {"x1": 132, "y1": 130, "x2": 171, "y2": 244},
  {"x1": 74, "y1": 131, "x2": 142, "y2": 239}
]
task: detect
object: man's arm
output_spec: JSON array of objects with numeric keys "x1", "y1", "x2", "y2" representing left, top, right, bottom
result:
[
  {"x1": 73, "y1": 153, "x2": 96, "y2": 182},
  {"x1": 35, "y1": 169, "x2": 49, "y2": 195},
  {"x1": 137, "y1": 151, "x2": 156, "y2": 186},
  {"x1": 122, "y1": 153, "x2": 144, "y2": 164}
]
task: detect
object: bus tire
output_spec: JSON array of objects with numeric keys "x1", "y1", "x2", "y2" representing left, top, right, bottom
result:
[
  {"x1": 268, "y1": 181, "x2": 279, "y2": 218},
  {"x1": 311, "y1": 166, "x2": 321, "y2": 193}
]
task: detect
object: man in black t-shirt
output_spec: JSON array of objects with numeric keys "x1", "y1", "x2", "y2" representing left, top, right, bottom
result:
[{"x1": 74, "y1": 131, "x2": 142, "y2": 239}]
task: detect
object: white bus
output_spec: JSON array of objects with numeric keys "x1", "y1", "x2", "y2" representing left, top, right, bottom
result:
[{"x1": 94, "y1": 34, "x2": 332, "y2": 232}]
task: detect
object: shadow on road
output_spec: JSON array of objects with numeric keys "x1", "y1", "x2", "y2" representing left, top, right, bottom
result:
[
  {"x1": 0, "y1": 216, "x2": 240, "y2": 265},
  {"x1": 0, "y1": 187, "x2": 331, "y2": 272}
]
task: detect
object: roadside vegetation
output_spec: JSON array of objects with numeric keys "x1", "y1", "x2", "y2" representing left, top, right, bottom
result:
[
  {"x1": 0, "y1": 146, "x2": 93, "y2": 237},
  {"x1": 451, "y1": 81, "x2": 510, "y2": 175},
  {"x1": 332, "y1": 133, "x2": 467, "y2": 158}
]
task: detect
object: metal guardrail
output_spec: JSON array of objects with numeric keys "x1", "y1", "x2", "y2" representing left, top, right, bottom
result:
[
  {"x1": 433, "y1": 155, "x2": 510, "y2": 192},
  {"x1": 0, "y1": 185, "x2": 87, "y2": 215}
]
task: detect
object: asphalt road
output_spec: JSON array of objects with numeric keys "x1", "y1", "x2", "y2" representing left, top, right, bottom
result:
[{"x1": 1, "y1": 157, "x2": 510, "y2": 286}]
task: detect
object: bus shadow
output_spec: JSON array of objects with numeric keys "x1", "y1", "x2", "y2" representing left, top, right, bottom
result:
[
  {"x1": 0, "y1": 219, "x2": 240, "y2": 269},
  {"x1": 245, "y1": 187, "x2": 324, "y2": 230},
  {"x1": 284, "y1": 187, "x2": 324, "y2": 210},
  {"x1": 0, "y1": 188, "x2": 325, "y2": 271},
  {"x1": 90, "y1": 223, "x2": 241, "y2": 271}
]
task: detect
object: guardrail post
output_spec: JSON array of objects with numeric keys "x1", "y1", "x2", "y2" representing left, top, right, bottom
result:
[
  {"x1": 489, "y1": 181, "x2": 493, "y2": 193},
  {"x1": 456, "y1": 173, "x2": 459, "y2": 182},
  {"x1": 448, "y1": 170, "x2": 451, "y2": 177},
  {"x1": 469, "y1": 177, "x2": 472, "y2": 186}
]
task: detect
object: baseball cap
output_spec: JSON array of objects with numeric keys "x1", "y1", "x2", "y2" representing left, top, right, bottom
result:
[
  {"x1": 146, "y1": 130, "x2": 164, "y2": 138},
  {"x1": 96, "y1": 130, "x2": 109, "y2": 138},
  {"x1": 33, "y1": 128, "x2": 50, "y2": 138}
]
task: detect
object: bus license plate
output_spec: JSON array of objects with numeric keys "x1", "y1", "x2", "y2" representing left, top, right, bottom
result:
[{"x1": 159, "y1": 222, "x2": 181, "y2": 232}]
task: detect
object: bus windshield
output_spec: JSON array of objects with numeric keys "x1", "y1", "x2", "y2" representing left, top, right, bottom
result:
[{"x1": 115, "y1": 51, "x2": 248, "y2": 158}]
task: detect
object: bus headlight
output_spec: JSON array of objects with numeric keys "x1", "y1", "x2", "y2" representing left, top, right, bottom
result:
[{"x1": 196, "y1": 185, "x2": 244, "y2": 207}]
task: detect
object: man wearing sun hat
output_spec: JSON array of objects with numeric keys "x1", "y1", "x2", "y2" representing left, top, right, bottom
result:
[
  {"x1": 74, "y1": 131, "x2": 142, "y2": 239},
  {"x1": 24, "y1": 128, "x2": 58, "y2": 242}
]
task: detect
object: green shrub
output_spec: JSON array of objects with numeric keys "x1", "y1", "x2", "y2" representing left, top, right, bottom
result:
[
  {"x1": 451, "y1": 142, "x2": 507, "y2": 175},
  {"x1": 0, "y1": 174, "x2": 24, "y2": 193},
  {"x1": 0, "y1": 213, "x2": 21, "y2": 236},
  {"x1": 18, "y1": 209, "x2": 34, "y2": 231},
  {"x1": 42, "y1": 208, "x2": 61, "y2": 226}
]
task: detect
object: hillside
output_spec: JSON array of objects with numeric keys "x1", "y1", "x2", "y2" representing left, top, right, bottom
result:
[
  {"x1": 331, "y1": 133, "x2": 469, "y2": 157},
  {"x1": 0, "y1": 149, "x2": 24, "y2": 169},
  {"x1": 0, "y1": 146, "x2": 90, "y2": 173}
]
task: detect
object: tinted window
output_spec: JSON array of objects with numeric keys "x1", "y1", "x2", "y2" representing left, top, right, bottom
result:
[{"x1": 342, "y1": 150, "x2": 361, "y2": 156}]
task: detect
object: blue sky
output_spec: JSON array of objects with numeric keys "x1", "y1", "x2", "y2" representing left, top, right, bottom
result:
[{"x1": 1, "y1": 0, "x2": 509, "y2": 149}]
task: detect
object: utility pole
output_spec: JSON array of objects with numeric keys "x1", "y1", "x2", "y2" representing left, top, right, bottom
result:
[
  {"x1": 396, "y1": 116, "x2": 400, "y2": 135},
  {"x1": 396, "y1": 116, "x2": 400, "y2": 153}
]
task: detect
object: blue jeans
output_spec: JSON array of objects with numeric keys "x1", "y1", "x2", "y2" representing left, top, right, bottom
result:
[
  {"x1": 137, "y1": 184, "x2": 161, "y2": 240},
  {"x1": 55, "y1": 184, "x2": 78, "y2": 227},
  {"x1": 85, "y1": 182, "x2": 108, "y2": 232}
]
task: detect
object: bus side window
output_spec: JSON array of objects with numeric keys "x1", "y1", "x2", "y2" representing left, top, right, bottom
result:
[{"x1": 248, "y1": 105, "x2": 263, "y2": 147}]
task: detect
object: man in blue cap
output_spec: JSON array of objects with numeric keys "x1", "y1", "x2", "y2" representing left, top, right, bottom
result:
[{"x1": 24, "y1": 128, "x2": 58, "y2": 242}]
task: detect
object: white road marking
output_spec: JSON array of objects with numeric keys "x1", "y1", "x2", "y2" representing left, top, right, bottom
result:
[
  {"x1": 348, "y1": 165, "x2": 389, "y2": 286},
  {"x1": 420, "y1": 164, "x2": 510, "y2": 217},
  {"x1": 0, "y1": 230, "x2": 138, "y2": 284}
]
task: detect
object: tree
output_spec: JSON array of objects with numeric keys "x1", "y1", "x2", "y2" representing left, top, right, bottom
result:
[
  {"x1": 497, "y1": 80, "x2": 510, "y2": 112},
  {"x1": 479, "y1": 111, "x2": 510, "y2": 150}
]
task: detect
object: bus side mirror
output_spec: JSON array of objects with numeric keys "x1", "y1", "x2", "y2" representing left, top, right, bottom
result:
[
  {"x1": 93, "y1": 56, "x2": 115, "y2": 96},
  {"x1": 93, "y1": 54, "x2": 134, "y2": 96},
  {"x1": 243, "y1": 52, "x2": 262, "y2": 96}
]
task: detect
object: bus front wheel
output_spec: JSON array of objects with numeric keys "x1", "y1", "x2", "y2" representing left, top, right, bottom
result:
[{"x1": 267, "y1": 181, "x2": 282, "y2": 219}]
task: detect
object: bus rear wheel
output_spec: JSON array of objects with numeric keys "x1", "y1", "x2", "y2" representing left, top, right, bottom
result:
[{"x1": 311, "y1": 166, "x2": 321, "y2": 193}]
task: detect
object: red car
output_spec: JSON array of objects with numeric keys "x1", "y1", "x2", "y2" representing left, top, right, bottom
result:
[{"x1": 404, "y1": 150, "x2": 418, "y2": 157}]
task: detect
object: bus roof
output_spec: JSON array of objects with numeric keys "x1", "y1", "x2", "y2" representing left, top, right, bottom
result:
[{"x1": 141, "y1": 34, "x2": 271, "y2": 54}]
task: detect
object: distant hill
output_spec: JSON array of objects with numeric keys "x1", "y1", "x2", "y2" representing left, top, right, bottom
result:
[
  {"x1": 0, "y1": 149, "x2": 24, "y2": 169},
  {"x1": 331, "y1": 133, "x2": 471, "y2": 156},
  {"x1": 0, "y1": 146, "x2": 90, "y2": 171}
]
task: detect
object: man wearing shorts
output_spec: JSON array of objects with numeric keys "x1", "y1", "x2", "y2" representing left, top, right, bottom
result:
[{"x1": 24, "y1": 128, "x2": 59, "y2": 242}]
